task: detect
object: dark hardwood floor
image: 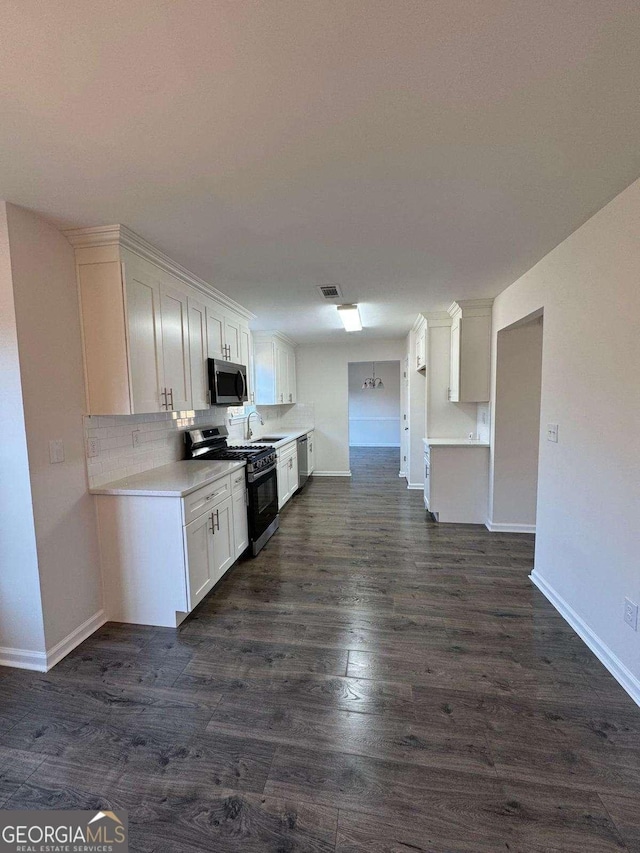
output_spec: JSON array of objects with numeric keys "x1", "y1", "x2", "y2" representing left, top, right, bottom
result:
[{"x1": 1, "y1": 447, "x2": 639, "y2": 851}]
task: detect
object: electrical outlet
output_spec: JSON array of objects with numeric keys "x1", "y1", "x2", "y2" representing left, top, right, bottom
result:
[
  {"x1": 546, "y1": 423, "x2": 559, "y2": 443},
  {"x1": 49, "y1": 439, "x2": 64, "y2": 464},
  {"x1": 86, "y1": 438, "x2": 99, "y2": 458},
  {"x1": 624, "y1": 598, "x2": 638, "y2": 631},
  {"x1": 132, "y1": 430, "x2": 141, "y2": 448}
]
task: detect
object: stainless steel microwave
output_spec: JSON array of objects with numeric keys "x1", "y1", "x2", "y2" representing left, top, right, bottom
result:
[{"x1": 207, "y1": 358, "x2": 249, "y2": 405}]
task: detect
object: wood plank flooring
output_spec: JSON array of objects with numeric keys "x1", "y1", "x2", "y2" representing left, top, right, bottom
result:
[{"x1": 1, "y1": 447, "x2": 639, "y2": 851}]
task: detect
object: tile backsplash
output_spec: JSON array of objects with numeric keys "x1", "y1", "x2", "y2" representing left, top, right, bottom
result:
[{"x1": 84, "y1": 402, "x2": 315, "y2": 488}]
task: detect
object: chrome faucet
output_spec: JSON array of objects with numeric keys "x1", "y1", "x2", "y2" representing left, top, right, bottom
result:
[{"x1": 246, "y1": 410, "x2": 264, "y2": 440}]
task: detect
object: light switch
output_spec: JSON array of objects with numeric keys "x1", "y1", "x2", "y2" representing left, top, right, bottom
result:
[
  {"x1": 49, "y1": 439, "x2": 65, "y2": 464},
  {"x1": 546, "y1": 423, "x2": 559, "y2": 443}
]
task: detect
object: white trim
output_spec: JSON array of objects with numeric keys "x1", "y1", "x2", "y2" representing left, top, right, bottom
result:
[
  {"x1": 313, "y1": 471, "x2": 352, "y2": 477},
  {"x1": 252, "y1": 330, "x2": 298, "y2": 348},
  {"x1": 486, "y1": 520, "x2": 536, "y2": 534},
  {"x1": 45, "y1": 609, "x2": 107, "y2": 670},
  {"x1": 530, "y1": 572, "x2": 640, "y2": 709},
  {"x1": 0, "y1": 609, "x2": 107, "y2": 672},
  {"x1": 64, "y1": 225, "x2": 255, "y2": 321},
  {"x1": 407, "y1": 483, "x2": 424, "y2": 490},
  {"x1": 0, "y1": 646, "x2": 47, "y2": 672}
]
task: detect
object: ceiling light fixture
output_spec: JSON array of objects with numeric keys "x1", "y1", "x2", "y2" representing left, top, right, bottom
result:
[
  {"x1": 337, "y1": 304, "x2": 362, "y2": 332},
  {"x1": 362, "y1": 362, "x2": 384, "y2": 390}
]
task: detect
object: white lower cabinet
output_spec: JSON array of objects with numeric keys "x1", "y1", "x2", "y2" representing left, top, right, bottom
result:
[
  {"x1": 308, "y1": 431, "x2": 315, "y2": 474},
  {"x1": 276, "y1": 441, "x2": 299, "y2": 509},
  {"x1": 424, "y1": 442, "x2": 489, "y2": 524},
  {"x1": 95, "y1": 467, "x2": 249, "y2": 627},
  {"x1": 185, "y1": 495, "x2": 234, "y2": 610}
]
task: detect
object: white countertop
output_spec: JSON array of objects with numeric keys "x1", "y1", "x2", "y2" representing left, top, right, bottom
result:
[
  {"x1": 230, "y1": 428, "x2": 313, "y2": 450},
  {"x1": 90, "y1": 459, "x2": 246, "y2": 497},
  {"x1": 423, "y1": 437, "x2": 490, "y2": 447}
]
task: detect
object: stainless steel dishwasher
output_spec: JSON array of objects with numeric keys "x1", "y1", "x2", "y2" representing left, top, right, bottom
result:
[{"x1": 297, "y1": 434, "x2": 310, "y2": 490}]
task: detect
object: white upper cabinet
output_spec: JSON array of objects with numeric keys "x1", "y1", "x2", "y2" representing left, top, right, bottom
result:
[
  {"x1": 447, "y1": 299, "x2": 493, "y2": 403},
  {"x1": 188, "y1": 296, "x2": 209, "y2": 411},
  {"x1": 66, "y1": 225, "x2": 254, "y2": 415},
  {"x1": 125, "y1": 253, "x2": 163, "y2": 413},
  {"x1": 159, "y1": 275, "x2": 191, "y2": 411},
  {"x1": 254, "y1": 332, "x2": 297, "y2": 405},
  {"x1": 239, "y1": 325, "x2": 254, "y2": 404},
  {"x1": 414, "y1": 317, "x2": 427, "y2": 372}
]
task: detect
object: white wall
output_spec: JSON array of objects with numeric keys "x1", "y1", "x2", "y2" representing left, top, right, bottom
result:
[
  {"x1": 490, "y1": 177, "x2": 640, "y2": 697},
  {"x1": 0, "y1": 203, "x2": 46, "y2": 661},
  {"x1": 6, "y1": 203, "x2": 103, "y2": 652},
  {"x1": 491, "y1": 317, "x2": 543, "y2": 528},
  {"x1": 348, "y1": 361, "x2": 400, "y2": 447},
  {"x1": 296, "y1": 339, "x2": 405, "y2": 474}
]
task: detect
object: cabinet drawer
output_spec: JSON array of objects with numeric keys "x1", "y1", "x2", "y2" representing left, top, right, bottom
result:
[
  {"x1": 183, "y1": 475, "x2": 232, "y2": 524},
  {"x1": 231, "y1": 469, "x2": 246, "y2": 494},
  {"x1": 277, "y1": 442, "x2": 297, "y2": 461}
]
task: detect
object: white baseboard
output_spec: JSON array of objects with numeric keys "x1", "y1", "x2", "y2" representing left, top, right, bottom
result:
[
  {"x1": 313, "y1": 471, "x2": 352, "y2": 477},
  {"x1": 530, "y1": 571, "x2": 640, "y2": 708},
  {"x1": 486, "y1": 520, "x2": 536, "y2": 534},
  {"x1": 45, "y1": 608, "x2": 106, "y2": 670},
  {"x1": 0, "y1": 609, "x2": 106, "y2": 673},
  {"x1": 349, "y1": 443, "x2": 401, "y2": 448},
  {"x1": 0, "y1": 646, "x2": 47, "y2": 672},
  {"x1": 407, "y1": 483, "x2": 424, "y2": 490}
]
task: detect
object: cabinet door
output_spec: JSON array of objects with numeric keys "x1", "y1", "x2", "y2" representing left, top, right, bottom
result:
[
  {"x1": 277, "y1": 460, "x2": 288, "y2": 509},
  {"x1": 206, "y1": 303, "x2": 226, "y2": 360},
  {"x1": 232, "y1": 488, "x2": 249, "y2": 557},
  {"x1": 160, "y1": 280, "x2": 192, "y2": 411},
  {"x1": 449, "y1": 317, "x2": 461, "y2": 402},
  {"x1": 416, "y1": 327, "x2": 426, "y2": 371},
  {"x1": 240, "y1": 326, "x2": 254, "y2": 403},
  {"x1": 276, "y1": 345, "x2": 288, "y2": 404},
  {"x1": 287, "y1": 349, "x2": 296, "y2": 403},
  {"x1": 125, "y1": 258, "x2": 163, "y2": 413},
  {"x1": 287, "y1": 452, "x2": 299, "y2": 498},
  {"x1": 212, "y1": 496, "x2": 235, "y2": 579},
  {"x1": 188, "y1": 296, "x2": 209, "y2": 411},
  {"x1": 224, "y1": 317, "x2": 241, "y2": 363},
  {"x1": 185, "y1": 510, "x2": 217, "y2": 610}
]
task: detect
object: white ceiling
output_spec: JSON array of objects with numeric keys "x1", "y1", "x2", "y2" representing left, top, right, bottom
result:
[{"x1": 2, "y1": 1, "x2": 640, "y2": 343}]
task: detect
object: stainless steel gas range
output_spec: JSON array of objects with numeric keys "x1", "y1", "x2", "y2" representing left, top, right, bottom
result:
[{"x1": 184, "y1": 426, "x2": 279, "y2": 555}]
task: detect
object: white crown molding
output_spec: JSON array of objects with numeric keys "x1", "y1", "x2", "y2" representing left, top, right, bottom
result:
[
  {"x1": 424, "y1": 311, "x2": 452, "y2": 328},
  {"x1": 64, "y1": 224, "x2": 255, "y2": 321},
  {"x1": 531, "y1": 571, "x2": 640, "y2": 708},
  {"x1": 252, "y1": 330, "x2": 299, "y2": 347},
  {"x1": 447, "y1": 298, "x2": 494, "y2": 319}
]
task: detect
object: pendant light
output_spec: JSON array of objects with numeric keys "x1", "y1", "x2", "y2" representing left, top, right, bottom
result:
[{"x1": 362, "y1": 362, "x2": 384, "y2": 390}]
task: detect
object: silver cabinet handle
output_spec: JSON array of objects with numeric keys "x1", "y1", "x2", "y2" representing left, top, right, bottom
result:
[
  {"x1": 215, "y1": 509, "x2": 220, "y2": 531},
  {"x1": 168, "y1": 388, "x2": 174, "y2": 409},
  {"x1": 160, "y1": 388, "x2": 167, "y2": 410},
  {"x1": 209, "y1": 512, "x2": 215, "y2": 534}
]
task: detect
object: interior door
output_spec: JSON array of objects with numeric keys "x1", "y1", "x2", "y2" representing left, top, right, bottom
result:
[
  {"x1": 125, "y1": 257, "x2": 163, "y2": 413},
  {"x1": 160, "y1": 279, "x2": 192, "y2": 411},
  {"x1": 400, "y1": 356, "x2": 409, "y2": 477}
]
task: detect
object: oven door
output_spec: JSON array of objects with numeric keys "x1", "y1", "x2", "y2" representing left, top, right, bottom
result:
[
  {"x1": 208, "y1": 359, "x2": 248, "y2": 405},
  {"x1": 247, "y1": 465, "x2": 279, "y2": 542}
]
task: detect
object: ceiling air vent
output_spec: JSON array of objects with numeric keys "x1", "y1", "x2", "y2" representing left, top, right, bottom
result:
[{"x1": 316, "y1": 284, "x2": 343, "y2": 300}]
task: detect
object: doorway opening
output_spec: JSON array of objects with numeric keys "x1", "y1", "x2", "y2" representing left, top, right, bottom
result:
[
  {"x1": 348, "y1": 361, "x2": 401, "y2": 478},
  {"x1": 491, "y1": 311, "x2": 543, "y2": 533}
]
